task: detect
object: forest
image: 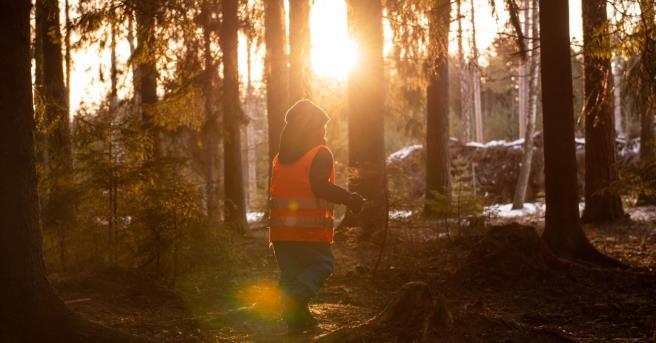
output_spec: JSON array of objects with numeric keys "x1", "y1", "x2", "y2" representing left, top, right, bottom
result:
[{"x1": 1, "y1": 0, "x2": 656, "y2": 341}]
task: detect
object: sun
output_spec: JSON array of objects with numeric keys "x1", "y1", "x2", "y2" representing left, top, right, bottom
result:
[{"x1": 309, "y1": 0, "x2": 359, "y2": 81}]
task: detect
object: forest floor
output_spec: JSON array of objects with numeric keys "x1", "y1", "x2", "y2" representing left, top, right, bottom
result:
[{"x1": 52, "y1": 206, "x2": 656, "y2": 342}]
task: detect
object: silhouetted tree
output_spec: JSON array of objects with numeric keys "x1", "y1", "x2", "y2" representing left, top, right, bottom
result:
[
  {"x1": 289, "y1": 0, "x2": 311, "y2": 101},
  {"x1": 222, "y1": 0, "x2": 248, "y2": 232},
  {"x1": 345, "y1": 0, "x2": 388, "y2": 233},
  {"x1": 0, "y1": 2, "x2": 142, "y2": 340},
  {"x1": 424, "y1": 0, "x2": 452, "y2": 216},
  {"x1": 265, "y1": 0, "x2": 289, "y2": 165},
  {"x1": 37, "y1": 0, "x2": 75, "y2": 270},
  {"x1": 638, "y1": 0, "x2": 656, "y2": 205},
  {"x1": 538, "y1": 0, "x2": 623, "y2": 267}
]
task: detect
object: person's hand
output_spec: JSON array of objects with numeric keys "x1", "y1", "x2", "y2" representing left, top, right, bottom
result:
[{"x1": 347, "y1": 193, "x2": 366, "y2": 214}]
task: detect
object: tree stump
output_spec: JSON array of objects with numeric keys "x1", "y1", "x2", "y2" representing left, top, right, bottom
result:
[{"x1": 315, "y1": 281, "x2": 451, "y2": 342}]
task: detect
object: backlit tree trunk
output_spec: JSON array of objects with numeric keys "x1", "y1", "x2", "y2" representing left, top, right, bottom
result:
[
  {"x1": 512, "y1": 0, "x2": 539, "y2": 210},
  {"x1": 39, "y1": 0, "x2": 74, "y2": 270},
  {"x1": 581, "y1": 0, "x2": 624, "y2": 222},
  {"x1": 424, "y1": 0, "x2": 452, "y2": 217},
  {"x1": 135, "y1": 2, "x2": 160, "y2": 158},
  {"x1": 221, "y1": 0, "x2": 248, "y2": 232},
  {"x1": 0, "y1": 3, "x2": 141, "y2": 340},
  {"x1": 265, "y1": 0, "x2": 288, "y2": 166},
  {"x1": 289, "y1": 0, "x2": 311, "y2": 102},
  {"x1": 345, "y1": 0, "x2": 388, "y2": 233},
  {"x1": 538, "y1": 0, "x2": 623, "y2": 267},
  {"x1": 517, "y1": 0, "x2": 530, "y2": 140},
  {"x1": 201, "y1": 2, "x2": 220, "y2": 221}
]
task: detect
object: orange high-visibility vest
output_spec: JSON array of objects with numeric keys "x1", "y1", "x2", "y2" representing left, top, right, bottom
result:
[{"x1": 269, "y1": 145, "x2": 336, "y2": 243}]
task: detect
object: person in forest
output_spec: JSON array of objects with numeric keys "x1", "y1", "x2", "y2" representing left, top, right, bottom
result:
[{"x1": 269, "y1": 99, "x2": 365, "y2": 333}]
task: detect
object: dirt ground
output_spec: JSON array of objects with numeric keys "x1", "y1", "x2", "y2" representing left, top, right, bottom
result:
[{"x1": 53, "y1": 206, "x2": 656, "y2": 342}]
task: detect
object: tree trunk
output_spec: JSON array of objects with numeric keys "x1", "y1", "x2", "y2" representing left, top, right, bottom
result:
[
  {"x1": 344, "y1": 0, "x2": 388, "y2": 234},
  {"x1": 65, "y1": 0, "x2": 71, "y2": 108},
  {"x1": 612, "y1": 56, "x2": 623, "y2": 136},
  {"x1": 517, "y1": 0, "x2": 530, "y2": 140},
  {"x1": 245, "y1": 39, "x2": 257, "y2": 209},
  {"x1": 538, "y1": 0, "x2": 624, "y2": 268},
  {"x1": 456, "y1": 0, "x2": 471, "y2": 141},
  {"x1": 289, "y1": 0, "x2": 311, "y2": 102},
  {"x1": 470, "y1": 0, "x2": 483, "y2": 142},
  {"x1": 424, "y1": 0, "x2": 452, "y2": 217},
  {"x1": 512, "y1": 0, "x2": 539, "y2": 210},
  {"x1": 581, "y1": 0, "x2": 625, "y2": 222},
  {"x1": 221, "y1": 0, "x2": 248, "y2": 232},
  {"x1": 135, "y1": 2, "x2": 159, "y2": 158},
  {"x1": 265, "y1": 0, "x2": 288, "y2": 167},
  {"x1": 638, "y1": 0, "x2": 656, "y2": 205},
  {"x1": 39, "y1": 0, "x2": 74, "y2": 271},
  {"x1": 0, "y1": 3, "x2": 144, "y2": 341},
  {"x1": 202, "y1": 3, "x2": 220, "y2": 221}
]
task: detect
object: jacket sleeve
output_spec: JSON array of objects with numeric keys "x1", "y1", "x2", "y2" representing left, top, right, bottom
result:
[{"x1": 310, "y1": 147, "x2": 352, "y2": 205}]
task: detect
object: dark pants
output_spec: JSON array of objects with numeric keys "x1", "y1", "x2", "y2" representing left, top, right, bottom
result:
[{"x1": 273, "y1": 241, "x2": 335, "y2": 301}]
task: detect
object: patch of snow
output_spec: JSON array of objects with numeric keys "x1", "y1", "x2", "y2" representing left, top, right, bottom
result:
[
  {"x1": 628, "y1": 206, "x2": 656, "y2": 223},
  {"x1": 575, "y1": 137, "x2": 585, "y2": 145},
  {"x1": 390, "y1": 210, "x2": 414, "y2": 219},
  {"x1": 247, "y1": 211, "x2": 265, "y2": 223},
  {"x1": 465, "y1": 138, "x2": 525, "y2": 149},
  {"x1": 387, "y1": 144, "x2": 423, "y2": 163},
  {"x1": 485, "y1": 202, "x2": 545, "y2": 218}
]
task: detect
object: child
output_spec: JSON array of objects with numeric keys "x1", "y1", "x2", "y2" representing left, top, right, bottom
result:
[{"x1": 269, "y1": 100, "x2": 365, "y2": 333}]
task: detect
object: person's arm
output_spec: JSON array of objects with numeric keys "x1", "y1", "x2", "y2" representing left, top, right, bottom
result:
[{"x1": 310, "y1": 148, "x2": 364, "y2": 211}]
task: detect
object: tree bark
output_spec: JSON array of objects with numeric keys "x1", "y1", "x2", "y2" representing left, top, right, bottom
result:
[
  {"x1": 0, "y1": 3, "x2": 145, "y2": 341},
  {"x1": 289, "y1": 0, "x2": 312, "y2": 102},
  {"x1": 265, "y1": 0, "x2": 288, "y2": 166},
  {"x1": 202, "y1": 3, "x2": 220, "y2": 221},
  {"x1": 345, "y1": 0, "x2": 388, "y2": 233},
  {"x1": 637, "y1": 0, "x2": 656, "y2": 205},
  {"x1": 221, "y1": 0, "x2": 248, "y2": 232},
  {"x1": 470, "y1": 0, "x2": 483, "y2": 142},
  {"x1": 424, "y1": 0, "x2": 452, "y2": 217},
  {"x1": 135, "y1": 2, "x2": 159, "y2": 158},
  {"x1": 612, "y1": 56, "x2": 623, "y2": 136},
  {"x1": 512, "y1": 0, "x2": 539, "y2": 210},
  {"x1": 538, "y1": 0, "x2": 624, "y2": 268},
  {"x1": 581, "y1": 0, "x2": 625, "y2": 222},
  {"x1": 39, "y1": 0, "x2": 74, "y2": 270},
  {"x1": 517, "y1": 0, "x2": 530, "y2": 140},
  {"x1": 456, "y1": 0, "x2": 471, "y2": 142}
]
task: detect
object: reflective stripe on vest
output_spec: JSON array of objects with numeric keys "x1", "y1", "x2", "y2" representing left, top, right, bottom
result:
[
  {"x1": 269, "y1": 197, "x2": 334, "y2": 211},
  {"x1": 270, "y1": 216, "x2": 333, "y2": 228}
]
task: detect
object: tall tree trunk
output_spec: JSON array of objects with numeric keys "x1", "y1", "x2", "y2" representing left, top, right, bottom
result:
[
  {"x1": 65, "y1": 0, "x2": 71, "y2": 108},
  {"x1": 0, "y1": 3, "x2": 141, "y2": 340},
  {"x1": 612, "y1": 56, "x2": 623, "y2": 135},
  {"x1": 34, "y1": 0, "x2": 49, "y2": 180},
  {"x1": 109, "y1": 21, "x2": 119, "y2": 264},
  {"x1": 202, "y1": 3, "x2": 220, "y2": 221},
  {"x1": 135, "y1": 2, "x2": 159, "y2": 158},
  {"x1": 457, "y1": 0, "x2": 471, "y2": 141},
  {"x1": 469, "y1": 0, "x2": 483, "y2": 142},
  {"x1": 245, "y1": 37, "x2": 257, "y2": 209},
  {"x1": 581, "y1": 0, "x2": 625, "y2": 222},
  {"x1": 538, "y1": 0, "x2": 623, "y2": 267},
  {"x1": 424, "y1": 0, "x2": 452, "y2": 217},
  {"x1": 638, "y1": 0, "x2": 656, "y2": 205},
  {"x1": 265, "y1": 0, "x2": 288, "y2": 167},
  {"x1": 39, "y1": 0, "x2": 74, "y2": 271},
  {"x1": 512, "y1": 0, "x2": 539, "y2": 209},
  {"x1": 289, "y1": 0, "x2": 311, "y2": 102},
  {"x1": 344, "y1": 0, "x2": 388, "y2": 234},
  {"x1": 221, "y1": 0, "x2": 248, "y2": 232},
  {"x1": 517, "y1": 0, "x2": 530, "y2": 140}
]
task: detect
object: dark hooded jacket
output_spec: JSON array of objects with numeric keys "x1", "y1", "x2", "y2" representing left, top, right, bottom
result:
[{"x1": 278, "y1": 100, "x2": 351, "y2": 205}]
